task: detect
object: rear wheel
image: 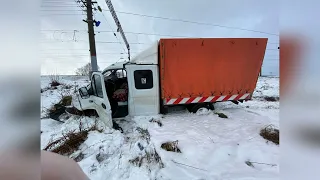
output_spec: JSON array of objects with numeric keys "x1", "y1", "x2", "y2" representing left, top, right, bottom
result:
[
  {"x1": 208, "y1": 103, "x2": 215, "y2": 110},
  {"x1": 187, "y1": 103, "x2": 210, "y2": 113}
]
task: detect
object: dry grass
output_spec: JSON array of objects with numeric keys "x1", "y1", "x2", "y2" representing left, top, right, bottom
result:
[
  {"x1": 47, "y1": 103, "x2": 66, "y2": 121},
  {"x1": 46, "y1": 90, "x2": 73, "y2": 120},
  {"x1": 65, "y1": 106, "x2": 83, "y2": 116},
  {"x1": 43, "y1": 122, "x2": 103, "y2": 156},
  {"x1": 129, "y1": 157, "x2": 143, "y2": 167},
  {"x1": 60, "y1": 96, "x2": 72, "y2": 106},
  {"x1": 215, "y1": 112, "x2": 228, "y2": 119},
  {"x1": 245, "y1": 160, "x2": 277, "y2": 168},
  {"x1": 49, "y1": 74, "x2": 62, "y2": 87},
  {"x1": 264, "y1": 96, "x2": 279, "y2": 102},
  {"x1": 149, "y1": 118, "x2": 162, "y2": 127},
  {"x1": 73, "y1": 152, "x2": 85, "y2": 162},
  {"x1": 136, "y1": 127, "x2": 151, "y2": 142},
  {"x1": 41, "y1": 86, "x2": 57, "y2": 93},
  {"x1": 161, "y1": 140, "x2": 181, "y2": 153},
  {"x1": 260, "y1": 125, "x2": 279, "y2": 145},
  {"x1": 63, "y1": 84, "x2": 73, "y2": 89},
  {"x1": 67, "y1": 107, "x2": 98, "y2": 117},
  {"x1": 43, "y1": 129, "x2": 88, "y2": 156},
  {"x1": 129, "y1": 127, "x2": 164, "y2": 169},
  {"x1": 129, "y1": 149, "x2": 164, "y2": 168}
]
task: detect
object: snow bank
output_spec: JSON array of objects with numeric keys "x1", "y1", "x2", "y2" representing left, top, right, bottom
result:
[{"x1": 41, "y1": 76, "x2": 279, "y2": 180}]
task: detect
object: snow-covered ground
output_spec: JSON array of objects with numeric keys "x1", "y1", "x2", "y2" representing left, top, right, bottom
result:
[{"x1": 41, "y1": 76, "x2": 279, "y2": 180}]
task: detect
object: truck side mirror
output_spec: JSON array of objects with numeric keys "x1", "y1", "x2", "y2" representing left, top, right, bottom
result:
[{"x1": 79, "y1": 87, "x2": 89, "y2": 99}]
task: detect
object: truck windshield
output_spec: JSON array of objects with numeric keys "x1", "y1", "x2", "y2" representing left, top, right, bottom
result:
[
  {"x1": 103, "y1": 69, "x2": 125, "y2": 79},
  {"x1": 103, "y1": 71, "x2": 112, "y2": 77}
]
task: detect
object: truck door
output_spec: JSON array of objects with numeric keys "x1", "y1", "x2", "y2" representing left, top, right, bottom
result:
[
  {"x1": 90, "y1": 72, "x2": 113, "y2": 128},
  {"x1": 125, "y1": 64, "x2": 160, "y2": 116}
]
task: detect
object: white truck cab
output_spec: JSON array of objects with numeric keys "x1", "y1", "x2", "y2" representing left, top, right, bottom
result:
[{"x1": 76, "y1": 41, "x2": 160, "y2": 128}]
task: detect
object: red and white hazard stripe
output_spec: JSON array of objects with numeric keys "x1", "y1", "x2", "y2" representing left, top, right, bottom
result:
[{"x1": 165, "y1": 93, "x2": 251, "y2": 105}]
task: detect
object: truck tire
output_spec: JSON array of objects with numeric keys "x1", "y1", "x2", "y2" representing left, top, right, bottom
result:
[
  {"x1": 160, "y1": 105, "x2": 168, "y2": 114},
  {"x1": 187, "y1": 103, "x2": 210, "y2": 113},
  {"x1": 208, "y1": 103, "x2": 215, "y2": 110}
]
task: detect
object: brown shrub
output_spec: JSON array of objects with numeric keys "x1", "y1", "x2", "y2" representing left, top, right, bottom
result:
[
  {"x1": 260, "y1": 125, "x2": 279, "y2": 145},
  {"x1": 264, "y1": 96, "x2": 280, "y2": 102},
  {"x1": 60, "y1": 96, "x2": 72, "y2": 106},
  {"x1": 43, "y1": 124, "x2": 103, "y2": 156},
  {"x1": 161, "y1": 140, "x2": 181, "y2": 153},
  {"x1": 149, "y1": 118, "x2": 163, "y2": 127},
  {"x1": 215, "y1": 112, "x2": 228, "y2": 118},
  {"x1": 129, "y1": 149, "x2": 164, "y2": 168},
  {"x1": 49, "y1": 74, "x2": 62, "y2": 87}
]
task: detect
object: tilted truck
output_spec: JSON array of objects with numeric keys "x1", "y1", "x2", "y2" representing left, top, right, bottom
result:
[{"x1": 74, "y1": 38, "x2": 268, "y2": 128}]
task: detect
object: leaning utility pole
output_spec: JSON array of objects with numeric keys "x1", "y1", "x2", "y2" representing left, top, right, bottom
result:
[
  {"x1": 105, "y1": 0, "x2": 131, "y2": 60},
  {"x1": 83, "y1": 0, "x2": 98, "y2": 77}
]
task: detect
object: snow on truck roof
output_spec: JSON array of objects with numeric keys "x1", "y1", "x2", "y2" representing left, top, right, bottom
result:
[
  {"x1": 102, "y1": 61, "x2": 127, "y2": 73},
  {"x1": 130, "y1": 40, "x2": 158, "y2": 65},
  {"x1": 102, "y1": 40, "x2": 159, "y2": 73}
]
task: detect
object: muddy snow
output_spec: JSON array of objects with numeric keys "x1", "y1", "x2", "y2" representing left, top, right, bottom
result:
[{"x1": 41, "y1": 76, "x2": 279, "y2": 180}]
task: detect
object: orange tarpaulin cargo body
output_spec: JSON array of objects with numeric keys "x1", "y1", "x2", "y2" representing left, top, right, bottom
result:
[{"x1": 159, "y1": 38, "x2": 268, "y2": 103}]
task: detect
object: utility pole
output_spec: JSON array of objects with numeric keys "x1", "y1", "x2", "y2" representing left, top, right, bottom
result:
[{"x1": 82, "y1": 0, "x2": 98, "y2": 77}]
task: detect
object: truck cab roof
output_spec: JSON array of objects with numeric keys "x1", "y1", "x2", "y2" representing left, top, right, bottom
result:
[{"x1": 102, "y1": 61, "x2": 127, "y2": 74}]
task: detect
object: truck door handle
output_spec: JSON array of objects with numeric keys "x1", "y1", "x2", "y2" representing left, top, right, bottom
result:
[
  {"x1": 89, "y1": 100, "x2": 93, "y2": 103},
  {"x1": 101, "y1": 103, "x2": 106, "y2": 109}
]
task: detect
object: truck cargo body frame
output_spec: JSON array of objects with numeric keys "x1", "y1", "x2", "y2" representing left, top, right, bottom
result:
[{"x1": 76, "y1": 38, "x2": 267, "y2": 127}]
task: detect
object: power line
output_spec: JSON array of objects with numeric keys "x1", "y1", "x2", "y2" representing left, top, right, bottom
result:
[
  {"x1": 41, "y1": 39, "x2": 277, "y2": 50},
  {"x1": 96, "y1": 41, "x2": 147, "y2": 44},
  {"x1": 41, "y1": 0, "x2": 78, "y2": 2},
  {"x1": 41, "y1": 5, "x2": 79, "y2": 8},
  {"x1": 73, "y1": 0, "x2": 86, "y2": 17},
  {"x1": 41, "y1": 14, "x2": 84, "y2": 16},
  {"x1": 41, "y1": 2, "x2": 79, "y2": 5},
  {"x1": 97, "y1": 30, "x2": 280, "y2": 44},
  {"x1": 40, "y1": 29, "x2": 280, "y2": 44},
  {"x1": 97, "y1": 30, "x2": 190, "y2": 38},
  {"x1": 42, "y1": 0, "x2": 75, "y2": 1},
  {"x1": 40, "y1": 10, "x2": 84, "y2": 11},
  {"x1": 41, "y1": 52, "x2": 131, "y2": 55},
  {"x1": 40, "y1": 48, "x2": 134, "y2": 51},
  {"x1": 40, "y1": 40, "x2": 149, "y2": 44},
  {"x1": 74, "y1": 0, "x2": 85, "y2": 9},
  {"x1": 41, "y1": 32, "x2": 278, "y2": 52},
  {"x1": 40, "y1": 49, "x2": 90, "y2": 50},
  {"x1": 40, "y1": 47, "x2": 144, "y2": 51},
  {"x1": 41, "y1": 3, "x2": 79, "y2": 5},
  {"x1": 102, "y1": 9, "x2": 279, "y2": 36},
  {"x1": 42, "y1": 55, "x2": 127, "y2": 57},
  {"x1": 43, "y1": 59, "x2": 124, "y2": 63}
]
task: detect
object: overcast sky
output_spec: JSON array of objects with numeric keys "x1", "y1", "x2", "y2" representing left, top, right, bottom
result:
[{"x1": 40, "y1": 0, "x2": 279, "y2": 75}]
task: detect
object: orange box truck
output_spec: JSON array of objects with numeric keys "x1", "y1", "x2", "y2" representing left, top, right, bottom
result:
[{"x1": 76, "y1": 38, "x2": 268, "y2": 128}]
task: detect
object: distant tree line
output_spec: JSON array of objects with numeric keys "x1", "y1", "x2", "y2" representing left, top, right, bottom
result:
[{"x1": 75, "y1": 63, "x2": 100, "y2": 76}]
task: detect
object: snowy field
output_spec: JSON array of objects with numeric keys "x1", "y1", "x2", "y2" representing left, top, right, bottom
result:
[{"x1": 41, "y1": 76, "x2": 279, "y2": 180}]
